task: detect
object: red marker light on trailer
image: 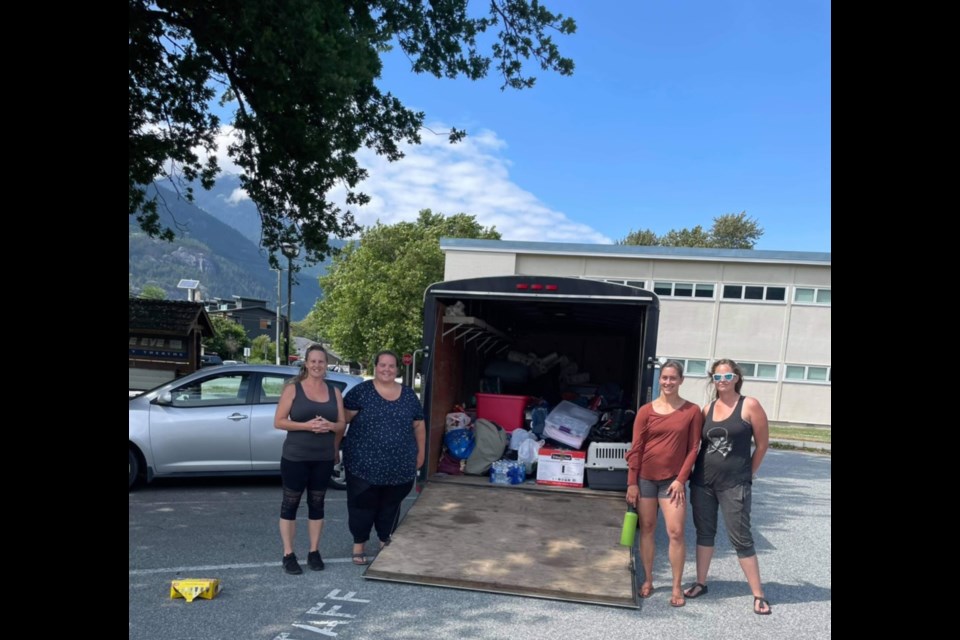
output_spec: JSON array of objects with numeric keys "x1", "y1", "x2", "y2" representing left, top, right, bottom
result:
[
  {"x1": 515, "y1": 283, "x2": 529, "y2": 290},
  {"x1": 545, "y1": 284, "x2": 558, "y2": 291},
  {"x1": 531, "y1": 283, "x2": 544, "y2": 290}
]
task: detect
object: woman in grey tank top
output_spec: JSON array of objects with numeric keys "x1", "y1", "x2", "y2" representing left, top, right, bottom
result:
[
  {"x1": 273, "y1": 345, "x2": 345, "y2": 575},
  {"x1": 684, "y1": 358, "x2": 772, "y2": 615}
]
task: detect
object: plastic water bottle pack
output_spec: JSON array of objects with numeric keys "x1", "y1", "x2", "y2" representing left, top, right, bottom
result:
[{"x1": 489, "y1": 459, "x2": 526, "y2": 485}]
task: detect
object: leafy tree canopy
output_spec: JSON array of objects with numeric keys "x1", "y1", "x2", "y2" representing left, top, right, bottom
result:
[
  {"x1": 617, "y1": 212, "x2": 764, "y2": 249},
  {"x1": 203, "y1": 314, "x2": 251, "y2": 360},
  {"x1": 248, "y1": 334, "x2": 276, "y2": 364},
  {"x1": 129, "y1": 0, "x2": 575, "y2": 267},
  {"x1": 308, "y1": 209, "x2": 500, "y2": 364}
]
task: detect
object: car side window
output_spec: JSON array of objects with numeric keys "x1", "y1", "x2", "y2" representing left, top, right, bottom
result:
[
  {"x1": 258, "y1": 375, "x2": 291, "y2": 404},
  {"x1": 171, "y1": 374, "x2": 250, "y2": 408}
]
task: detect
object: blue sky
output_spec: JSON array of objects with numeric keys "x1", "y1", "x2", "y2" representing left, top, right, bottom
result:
[{"x1": 216, "y1": 1, "x2": 831, "y2": 253}]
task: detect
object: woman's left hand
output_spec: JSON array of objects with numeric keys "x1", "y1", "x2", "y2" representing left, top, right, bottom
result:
[{"x1": 666, "y1": 480, "x2": 685, "y2": 507}]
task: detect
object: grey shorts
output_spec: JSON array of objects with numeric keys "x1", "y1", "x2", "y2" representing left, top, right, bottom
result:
[{"x1": 639, "y1": 475, "x2": 678, "y2": 499}]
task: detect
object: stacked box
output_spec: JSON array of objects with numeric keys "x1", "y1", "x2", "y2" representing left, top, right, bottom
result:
[{"x1": 585, "y1": 442, "x2": 630, "y2": 491}]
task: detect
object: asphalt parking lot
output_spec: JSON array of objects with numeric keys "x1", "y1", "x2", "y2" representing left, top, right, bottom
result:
[{"x1": 129, "y1": 448, "x2": 830, "y2": 640}]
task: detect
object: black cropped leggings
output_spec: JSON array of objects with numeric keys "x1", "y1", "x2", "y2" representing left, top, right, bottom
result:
[
  {"x1": 280, "y1": 457, "x2": 334, "y2": 521},
  {"x1": 345, "y1": 471, "x2": 413, "y2": 544}
]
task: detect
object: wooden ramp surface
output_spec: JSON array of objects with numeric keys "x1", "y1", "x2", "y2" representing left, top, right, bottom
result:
[{"x1": 364, "y1": 479, "x2": 639, "y2": 608}]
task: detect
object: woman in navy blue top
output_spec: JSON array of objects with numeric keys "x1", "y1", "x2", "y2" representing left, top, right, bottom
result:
[{"x1": 343, "y1": 350, "x2": 425, "y2": 565}]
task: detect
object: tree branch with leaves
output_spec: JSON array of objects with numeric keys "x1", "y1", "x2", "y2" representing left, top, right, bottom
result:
[{"x1": 129, "y1": 0, "x2": 575, "y2": 268}]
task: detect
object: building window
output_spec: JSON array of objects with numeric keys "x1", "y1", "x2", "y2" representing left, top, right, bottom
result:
[
  {"x1": 654, "y1": 282, "x2": 715, "y2": 299},
  {"x1": 795, "y1": 287, "x2": 831, "y2": 305},
  {"x1": 599, "y1": 278, "x2": 648, "y2": 290},
  {"x1": 785, "y1": 365, "x2": 831, "y2": 383},
  {"x1": 736, "y1": 361, "x2": 778, "y2": 380},
  {"x1": 663, "y1": 358, "x2": 708, "y2": 376},
  {"x1": 722, "y1": 284, "x2": 787, "y2": 302}
]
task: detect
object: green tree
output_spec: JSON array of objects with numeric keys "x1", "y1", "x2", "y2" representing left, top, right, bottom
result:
[
  {"x1": 615, "y1": 228, "x2": 659, "y2": 246},
  {"x1": 129, "y1": 0, "x2": 575, "y2": 266},
  {"x1": 138, "y1": 284, "x2": 167, "y2": 300},
  {"x1": 248, "y1": 334, "x2": 276, "y2": 364},
  {"x1": 310, "y1": 210, "x2": 499, "y2": 365},
  {"x1": 204, "y1": 315, "x2": 250, "y2": 360},
  {"x1": 660, "y1": 225, "x2": 712, "y2": 248},
  {"x1": 708, "y1": 211, "x2": 764, "y2": 249},
  {"x1": 618, "y1": 212, "x2": 764, "y2": 249}
]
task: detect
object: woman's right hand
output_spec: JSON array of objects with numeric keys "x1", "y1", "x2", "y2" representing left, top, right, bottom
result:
[{"x1": 625, "y1": 484, "x2": 640, "y2": 508}]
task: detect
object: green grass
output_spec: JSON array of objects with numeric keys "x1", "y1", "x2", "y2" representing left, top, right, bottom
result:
[{"x1": 768, "y1": 425, "x2": 830, "y2": 443}]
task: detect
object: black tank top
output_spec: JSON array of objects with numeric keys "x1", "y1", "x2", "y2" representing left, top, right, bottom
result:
[
  {"x1": 691, "y1": 396, "x2": 753, "y2": 490},
  {"x1": 281, "y1": 381, "x2": 338, "y2": 462}
]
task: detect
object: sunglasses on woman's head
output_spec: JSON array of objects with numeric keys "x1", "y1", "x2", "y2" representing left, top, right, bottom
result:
[{"x1": 712, "y1": 373, "x2": 736, "y2": 382}]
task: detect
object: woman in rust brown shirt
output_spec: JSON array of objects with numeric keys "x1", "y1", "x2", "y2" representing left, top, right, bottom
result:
[{"x1": 625, "y1": 360, "x2": 703, "y2": 607}]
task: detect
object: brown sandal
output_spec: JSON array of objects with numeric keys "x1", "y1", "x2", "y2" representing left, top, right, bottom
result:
[{"x1": 351, "y1": 553, "x2": 369, "y2": 566}]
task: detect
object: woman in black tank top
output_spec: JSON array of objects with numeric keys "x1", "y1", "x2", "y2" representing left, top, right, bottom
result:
[
  {"x1": 684, "y1": 358, "x2": 772, "y2": 615},
  {"x1": 273, "y1": 345, "x2": 345, "y2": 575}
]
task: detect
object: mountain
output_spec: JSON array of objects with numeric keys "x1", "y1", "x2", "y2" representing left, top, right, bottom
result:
[
  {"x1": 129, "y1": 183, "x2": 326, "y2": 321},
  {"x1": 185, "y1": 174, "x2": 348, "y2": 284}
]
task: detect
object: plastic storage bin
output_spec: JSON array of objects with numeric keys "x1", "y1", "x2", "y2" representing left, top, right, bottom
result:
[
  {"x1": 542, "y1": 400, "x2": 600, "y2": 448},
  {"x1": 475, "y1": 393, "x2": 530, "y2": 432},
  {"x1": 585, "y1": 442, "x2": 630, "y2": 491}
]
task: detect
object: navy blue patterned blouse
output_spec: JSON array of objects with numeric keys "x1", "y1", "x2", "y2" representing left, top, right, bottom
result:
[{"x1": 342, "y1": 380, "x2": 424, "y2": 485}]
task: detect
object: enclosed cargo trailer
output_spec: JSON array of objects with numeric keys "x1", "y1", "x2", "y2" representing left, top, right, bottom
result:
[{"x1": 365, "y1": 276, "x2": 661, "y2": 608}]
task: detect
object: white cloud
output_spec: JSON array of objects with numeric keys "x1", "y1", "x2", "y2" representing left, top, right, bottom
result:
[
  {"x1": 225, "y1": 188, "x2": 249, "y2": 205},
  {"x1": 209, "y1": 124, "x2": 611, "y2": 243}
]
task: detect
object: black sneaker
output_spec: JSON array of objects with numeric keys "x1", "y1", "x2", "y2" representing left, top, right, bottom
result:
[
  {"x1": 282, "y1": 552, "x2": 303, "y2": 575},
  {"x1": 307, "y1": 550, "x2": 325, "y2": 571}
]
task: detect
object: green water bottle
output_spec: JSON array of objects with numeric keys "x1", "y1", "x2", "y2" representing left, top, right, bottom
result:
[{"x1": 619, "y1": 506, "x2": 638, "y2": 547}]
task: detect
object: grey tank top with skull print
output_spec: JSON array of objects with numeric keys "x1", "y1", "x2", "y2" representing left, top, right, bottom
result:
[{"x1": 691, "y1": 396, "x2": 753, "y2": 490}]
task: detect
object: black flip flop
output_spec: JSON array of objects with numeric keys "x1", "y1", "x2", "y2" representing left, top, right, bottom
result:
[
  {"x1": 754, "y1": 596, "x2": 772, "y2": 615},
  {"x1": 684, "y1": 583, "x2": 708, "y2": 598},
  {"x1": 351, "y1": 553, "x2": 369, "y2": 566}
]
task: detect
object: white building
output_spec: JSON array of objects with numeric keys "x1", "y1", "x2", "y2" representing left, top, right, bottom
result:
[{"x1": 440, "y1": 238, "x2": 831, "y2": 426}]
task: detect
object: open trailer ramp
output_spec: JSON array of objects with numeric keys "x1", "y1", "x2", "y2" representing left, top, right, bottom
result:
[{"x1": 363, "y1": 479, "x2": 640, "y2": 608}]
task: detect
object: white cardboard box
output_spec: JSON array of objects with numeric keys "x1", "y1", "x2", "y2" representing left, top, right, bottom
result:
[{"x1": 536, "y1": 448, "x2": 586, "y2": 487}]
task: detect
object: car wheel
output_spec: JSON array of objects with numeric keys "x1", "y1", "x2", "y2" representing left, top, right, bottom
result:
[
  {"x1": 129, "y1": 449, "x2": 140, "y2": 490},
  {"x1": 329, "y1": 453, "x2": 346, "y2": 490}
]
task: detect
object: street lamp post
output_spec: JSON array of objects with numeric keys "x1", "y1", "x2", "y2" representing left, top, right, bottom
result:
[
  {"x1": 280, "y1": 242, "x2": 300, "y2": 363},
  {"x1": 270, "y1": 268, "x2": 281, "y2": 365}
]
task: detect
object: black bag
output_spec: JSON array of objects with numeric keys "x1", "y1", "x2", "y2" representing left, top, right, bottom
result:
[{"x1": 589, "y1": 408, "x2": 635, "y2": 443}]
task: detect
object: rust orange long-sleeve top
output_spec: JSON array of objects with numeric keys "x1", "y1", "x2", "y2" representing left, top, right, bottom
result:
[{"x1": 625, "y1": 401, "x2": 703, "y2": 485}]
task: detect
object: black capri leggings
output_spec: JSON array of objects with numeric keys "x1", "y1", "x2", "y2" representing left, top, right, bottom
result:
[
  {"x1": 280, "y1": 457, "x2": 335, "y2": 521},
  {"x1": 345, "y1": 471, "x2": 413, "y2": 544}
]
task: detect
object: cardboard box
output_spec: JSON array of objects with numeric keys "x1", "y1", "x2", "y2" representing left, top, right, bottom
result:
[{"x1": 536, "y1": 448, "x2": 586, "y2": 487}]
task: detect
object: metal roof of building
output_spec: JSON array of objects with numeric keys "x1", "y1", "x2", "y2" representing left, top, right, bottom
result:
[{"x1": 439, "y1": 238, "x2": 831, "y2": 266}]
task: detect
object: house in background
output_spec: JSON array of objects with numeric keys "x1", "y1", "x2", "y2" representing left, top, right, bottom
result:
[
  {"x1": 204, "y1": 295, "x2": 280, "y2": 341},
  {"x1": 129, "y1": 299, "x2": 215, "y2": 391}
]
